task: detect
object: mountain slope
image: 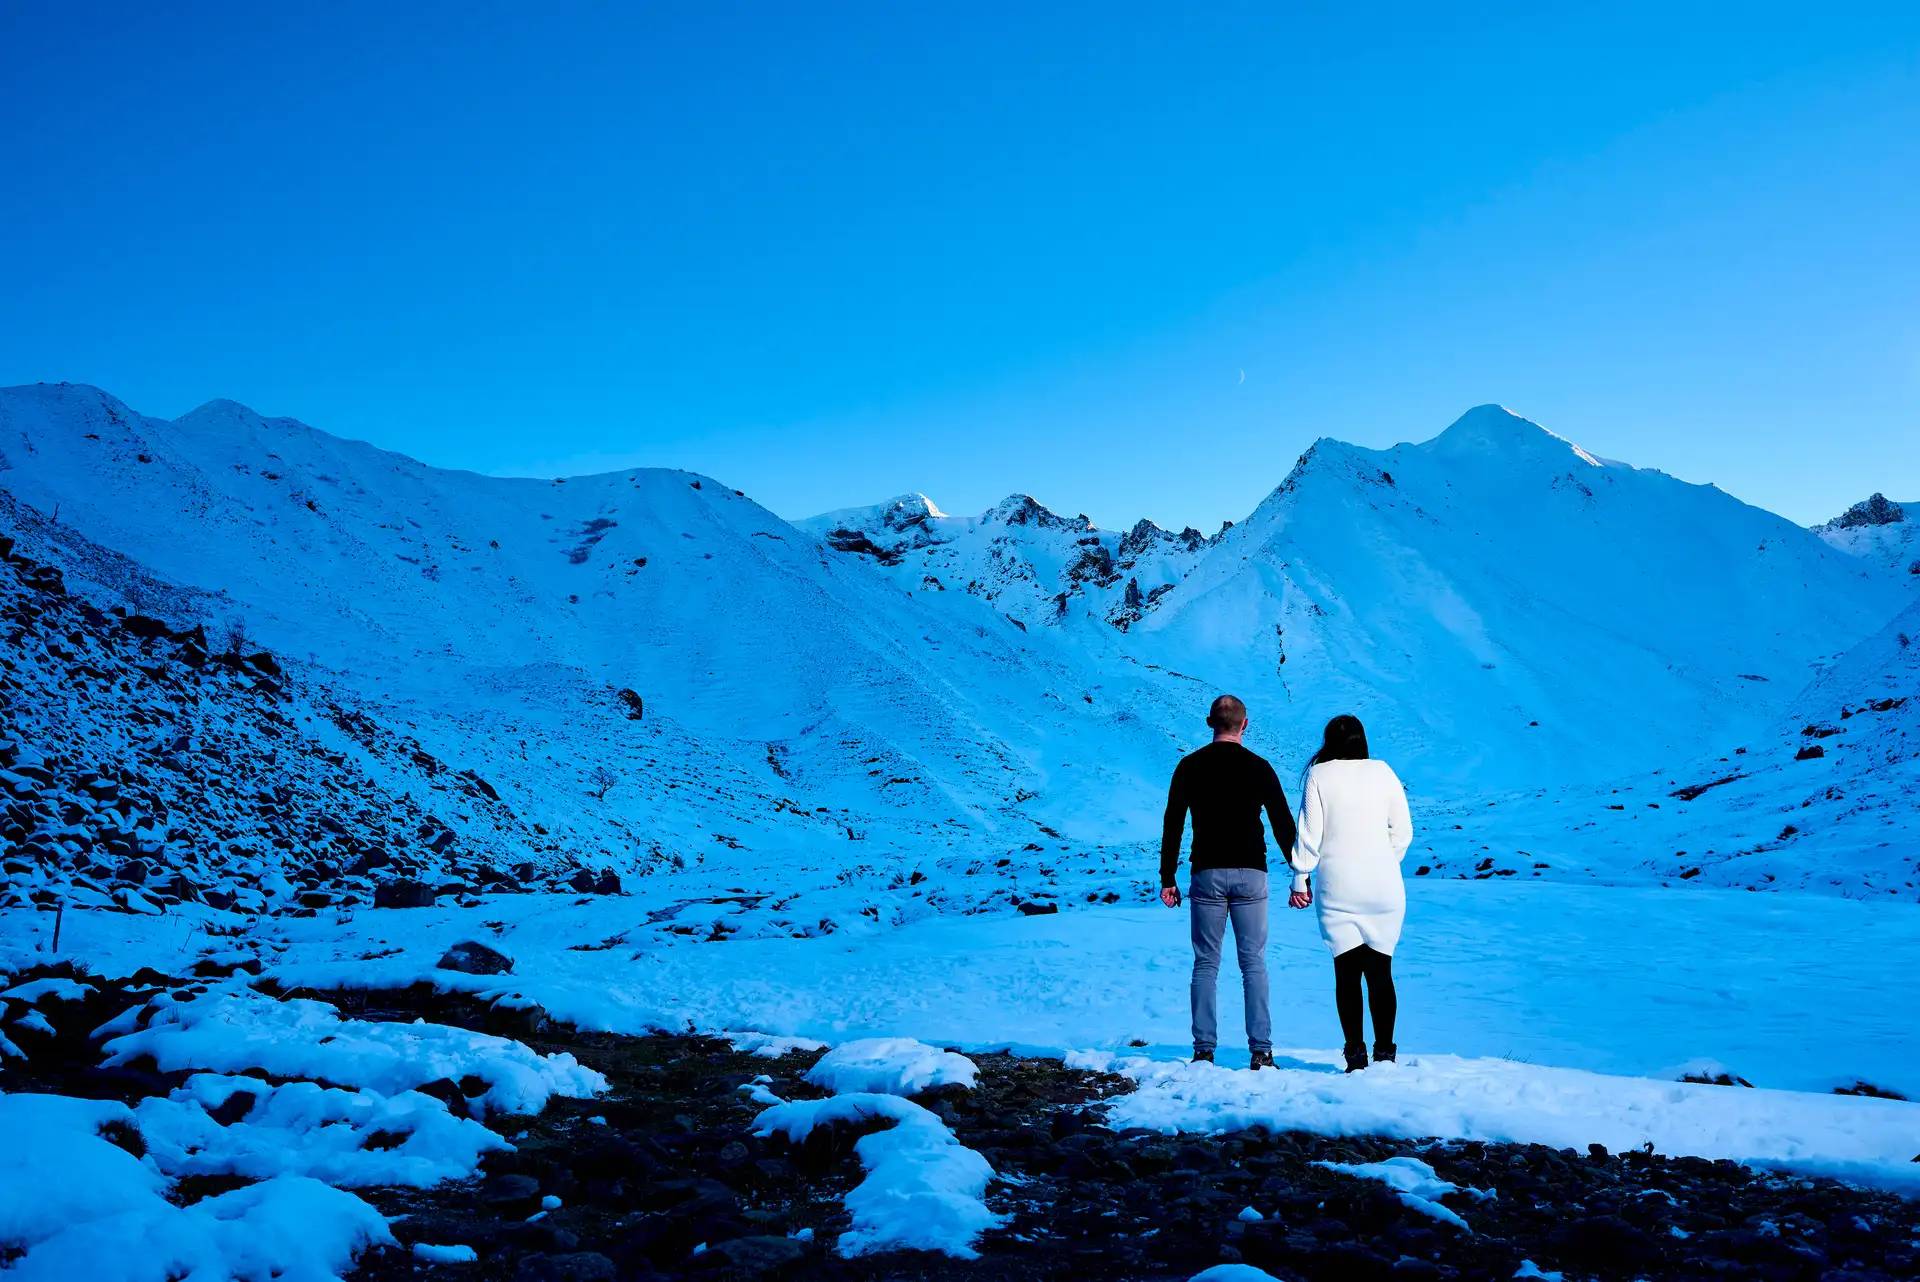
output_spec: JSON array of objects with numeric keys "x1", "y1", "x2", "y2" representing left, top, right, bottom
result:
[
  {"x1": 1425, "y1": 593, "x2": 1920, "y2": 898},
  {"x1": 0, "y1": 384, "x2": 1202, "y2": 861},
  {"x1": 798, "y1": 492, "x2": 1210, "y2": 629},
  {"x1": 0, "y1": 493, "x2": 573, "y2": 914},
  {"x1": 1121, "y1": 405, "x2": 1904, "y2": 791},
  {"x1": 4, "y1": 385, "x2": 1910, "y2": 896}
]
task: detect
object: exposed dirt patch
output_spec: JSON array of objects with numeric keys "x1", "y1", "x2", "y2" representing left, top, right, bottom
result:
[{"x1": 7, "y1": 970, "x2": 1916, "y2": 1282}]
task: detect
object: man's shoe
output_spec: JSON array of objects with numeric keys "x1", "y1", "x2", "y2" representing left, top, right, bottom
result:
[
  {"x1": 1373, "y1": 1042, "x2": 1397, "y2": 1064},
  {"x1": 1192, "y1": 1049, "x2": 1214, "y2": 1064},
  {"x1": 1343, "y1": 1044, "x2": 1368, "y2": 1073},
  {"x1": 1249, "y1": 1050, "x2": 1275, "y2": 1071}
]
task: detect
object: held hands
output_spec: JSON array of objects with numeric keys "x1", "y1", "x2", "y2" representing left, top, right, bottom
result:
[
  {"x1": 1160, "y1": 886, "x2": 1182, "y2": 908},
  {"x1": 1288, "y1": 886, "x2": 1312, "y2": 909}
]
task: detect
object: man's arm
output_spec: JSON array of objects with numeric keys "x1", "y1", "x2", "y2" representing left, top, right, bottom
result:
[
  {"x1": 1264, "y1": 762, "x2": 1297, "y2": 860},
  {"x1": 1159, "y1": 760, "x2": 1188, "y2": 889}
]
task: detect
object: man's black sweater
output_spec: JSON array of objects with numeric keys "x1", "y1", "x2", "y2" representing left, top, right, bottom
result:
[{"x1": 1160, "y1": 740, "x2": 1296, "y2": 888}]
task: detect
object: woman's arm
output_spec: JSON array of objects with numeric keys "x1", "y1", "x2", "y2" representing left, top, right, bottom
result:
[
  {"x1": 1386, "y1": 766, "x2": 1414, "y2": 861},
  {"x1": 1290, "y1": 770, "x2": 1325, "y2": 892}
]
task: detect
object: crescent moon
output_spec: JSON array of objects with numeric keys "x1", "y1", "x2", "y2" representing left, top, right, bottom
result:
[{"x1": 1237, "y1": 369, "x2": 1246, "y2": 385}]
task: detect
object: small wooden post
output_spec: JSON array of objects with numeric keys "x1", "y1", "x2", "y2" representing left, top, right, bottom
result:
[{"x1": 52, "y1": 899, "x2": 64, "y2": 953}]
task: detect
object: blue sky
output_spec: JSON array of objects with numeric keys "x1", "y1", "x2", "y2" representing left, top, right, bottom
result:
[{"x1": 2, "y1": 2, "x2": 1916, "y2": 529}]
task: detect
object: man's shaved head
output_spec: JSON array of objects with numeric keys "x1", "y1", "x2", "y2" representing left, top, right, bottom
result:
[{"x1": 1206, "y1": 694, "x2": 1248, "y2": 733}]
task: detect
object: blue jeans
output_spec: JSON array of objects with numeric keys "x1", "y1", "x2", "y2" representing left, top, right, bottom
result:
[{"x1": 1189, "y1": 867, "x2": 1272, "y2": 1053}]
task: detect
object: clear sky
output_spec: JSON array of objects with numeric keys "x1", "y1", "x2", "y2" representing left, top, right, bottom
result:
[{"x1": 3, "y1": 2, "x2": 1916, "y2": 531}]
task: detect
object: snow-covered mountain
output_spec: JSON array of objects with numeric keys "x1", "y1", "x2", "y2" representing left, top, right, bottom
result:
[
  {"x1": 799, "y1": 492, "x2": 1211, "y2": 630},
  {"x1": 1816, "y1": 492, "x2": 1920, "y2": 585},
  {"x1": 0, "y1": 383, "x2": 1201, "y2": 866},
  {"x1": 1, "y1": 384, "x2": 1910, "y2": 895},
  {"x1": 812, "y1": 405, "x2": 1905, "y2": 795}
]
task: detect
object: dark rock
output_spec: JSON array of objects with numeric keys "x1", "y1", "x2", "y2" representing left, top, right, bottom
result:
[
  {"x1": 1825, "y1": 493, "x2": 1905, "y2": 529},
  {"x1": 703, "y1": 1235, "x2": 810, "y2": 1276},
  {"x1": 437, "y1": 939, "x2": 513, "y2": 975},
  {"x1": 483, "y1": 1171, "x2": 543, "y2": 1211},
  {"x1": 592, "y1": 870, "x2": 621, "y2": 895},
  {"x1": 373, "y1": 879, "x2": 436, "y2": 909},
  {"x1": 208, "y1": 1091, "x2": 256, "y2": 1126},
  {"x1": 513, "y1": 1252, "x2": 614, "y2": 1282},
  {"x1": 415, "y1": 1078, "x2": 473, "y2": 1120}
]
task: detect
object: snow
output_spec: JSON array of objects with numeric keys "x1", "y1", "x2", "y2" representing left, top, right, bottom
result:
[
  {"x1": 134, "y1": 1073, "x2": 510, "y2": 1187},
  {"x1": 752, "y1": 1092, "x2": 1005, "y2": 1257},
  {"x1": 1312, "y1": 1155, "x2": 1489, "y2": 1229},
  {"x1": 1816, "y1": 493, "x2": 1920, "y2": 584},
  {"x1": 0, "y1": 977, "x2": 95, "y2": 1004},
  {"x1": 1191, "y1": 1266, "x2": 1284, "y2": 1281},
  {"x1": 17, "y1": 872, "x2": 1914, "y2": 1190},
  {"x1": 1108, "y1": 1055, "x2": 1920, "y2": 1192},
  {"x1": 0, "y1": 1094, "x2": 391, "y2": 1282},
  {"x1": 231, "y1": 879, "x2": 1920, "y2": 1098},
  {"x1": 728, "y1": 1030, "x2": 828, "y2": 1058},
  {"x1": 413, "y1": 1241, "x2": 480, "y2": 1263},
  {"x1": 8, "y1": 1174, "x2": 393, "y2": 1282},
  {"x1": 4, "y1": 382, "x2": 1905, "y2": 892},
  {"x1": 6, "y1": 381, "x2": 1920, "y2": 1257},
  {"x1": 101, "y1": 986, "x2": 607, "y2": 1116},
  {"x1": 805, "y1": 1037, "x2": 979, "y2": 1095},
  {"x1": 0, "y1": 1094, "x2": 162, "y2": 1248}
]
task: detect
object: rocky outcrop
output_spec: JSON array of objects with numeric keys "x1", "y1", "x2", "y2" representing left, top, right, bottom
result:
[
  {"x1": 0, "y1": 523, "x2": 615, "y2": 917},
  {"x1": 1821, "y1": 493, "x2": 1905, "y2": 530}
]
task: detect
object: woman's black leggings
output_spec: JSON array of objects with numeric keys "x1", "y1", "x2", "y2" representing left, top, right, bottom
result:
[{"x1": 1334, "y1": 945, "x2": 1396, "y2": 1048}]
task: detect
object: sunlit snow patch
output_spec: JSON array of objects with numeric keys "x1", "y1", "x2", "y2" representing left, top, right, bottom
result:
[
  {"x1": 1313, "y1": 1155, "x2": 1491, "y2": 1230},
  {"x1": 134, "y1": 1073, "x2": 510, "y2": 1187},
  {"x1": 0, "y1": 1094, "x2": 392, "y2": 1282},
  {"x1": 1103, "y1": 1052, "x2": 1920, "y2": 1191},
  {"x1": 728, "y1": 1030, "x2": 828, "y2": 1059},
  {"x1": 102, "y1": 986, "x2": 606, "y2": 1116},
  {"x1": 753, "y1": 1093, "x2": 1004, "y2": 1257},
  {"x1": 805, "y1": 1036, "x2": 978, "y2": 1095}
]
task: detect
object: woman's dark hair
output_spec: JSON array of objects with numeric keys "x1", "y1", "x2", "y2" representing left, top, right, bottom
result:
[{"x1": 1310, "y1": 714, "x2": 1370, "y2": 766}]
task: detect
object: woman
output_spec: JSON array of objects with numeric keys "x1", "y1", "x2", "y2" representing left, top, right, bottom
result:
[{"x1": 1287, "y1": 714, "x2": 1414, "y2": 1072}]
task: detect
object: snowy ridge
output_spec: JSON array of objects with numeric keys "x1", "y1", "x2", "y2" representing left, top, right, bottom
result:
[
  {"x1": 1816, "y1": 492, "x2": 1920, "y2": 585},
  {"x1": 1, "y1": 381, "x2": 1913, "y2": 901},
  {"x1": 798, "y1": 488, "x2": 1210, "y2": 630}
]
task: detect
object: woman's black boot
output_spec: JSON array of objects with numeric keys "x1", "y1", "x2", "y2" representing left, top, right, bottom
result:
[
  {"x1": 1374, "y1": 1042, "x2": 1397, "y2": 1064},
  {"x1": 1343, "y1": 1044, "x2": 1368, "y2": 1073}
]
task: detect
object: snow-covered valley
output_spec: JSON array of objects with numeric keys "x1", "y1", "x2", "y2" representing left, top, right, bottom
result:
[{"x1": 3, "y1": 381, "x2": 1918, "y2": 1280}]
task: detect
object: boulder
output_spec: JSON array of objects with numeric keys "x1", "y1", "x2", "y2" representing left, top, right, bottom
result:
[
  {"x1": 373, "y1": 879, "x2": 436, "y2": 909},
  {"x1": 513, "y1": 1253, "x2": 614, "y2": 1282},
  {"x1": 703, "y1": 1236, "x2": 811, "y2": 1276},
  {"x1": 121, "y1": 614, "x2": 170, "y2": 639},
  {"x1": 437, "y1": 939, "x2": 513, "y2": 975}
]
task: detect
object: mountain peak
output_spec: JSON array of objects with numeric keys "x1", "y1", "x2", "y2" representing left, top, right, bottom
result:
[
  {"x1": 984, "y1": 494, "x2": 1090, "y2": 532},
  {"x1": 175, "y1": 398, "x2": 269, "y2": 427},
  {"x1": 887, "y1": 492, "x2": 947, "y2": 521},
  {"x1": 1425, "y1": 404, "x2": 1603, "y2": 467}
]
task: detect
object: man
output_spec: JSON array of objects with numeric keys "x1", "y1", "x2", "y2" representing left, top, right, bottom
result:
[{"x1": 1160, "y1": 694, "x2": 1298, "y2": 1068}]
